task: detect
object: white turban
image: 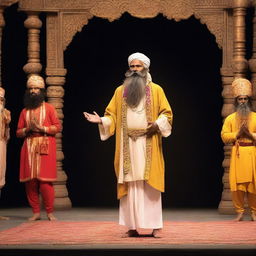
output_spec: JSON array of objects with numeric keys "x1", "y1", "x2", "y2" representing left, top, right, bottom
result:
[{"x1": 128, "y1": 52, "x2": 150, "y2": 69}]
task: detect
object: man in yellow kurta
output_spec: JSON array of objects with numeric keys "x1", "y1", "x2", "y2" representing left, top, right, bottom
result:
[
  {"x1": 221, "y1": 78, "x2": 256, "y2": 221},
  {"x1": 84, "y1": 52, "x2": 173, "y2": 237}
]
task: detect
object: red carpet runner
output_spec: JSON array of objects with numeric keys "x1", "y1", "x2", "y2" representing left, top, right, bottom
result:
[{"x1": 0, "y1": 221, "x2": 255, "y2": 245}]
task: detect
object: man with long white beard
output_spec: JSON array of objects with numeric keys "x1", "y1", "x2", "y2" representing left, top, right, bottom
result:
[
  {"x1": 84, "y1": 53, "x2": 173, "y2": 237},
  {"x1": 0, "y1": 87, "x2": 11, "y2": 220},
  {"x1": 16, "y1": 75, "x2": 61, "y2": 221},
  {"x1": 221, "y1": 78, "x2": 256, "y2": 221}
]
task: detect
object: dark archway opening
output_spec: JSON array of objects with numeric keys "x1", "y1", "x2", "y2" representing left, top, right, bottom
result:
[{"x1": 63, "y1": 12, "x2": 223, "y2": 208}]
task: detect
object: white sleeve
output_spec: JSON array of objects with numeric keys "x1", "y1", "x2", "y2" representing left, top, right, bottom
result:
[
  {"x1": 155, "y1": 115, "x2": 172, "y2": 137},
  {"x1": 98, "y1": 116, "x2": 112, "y2": 141}
]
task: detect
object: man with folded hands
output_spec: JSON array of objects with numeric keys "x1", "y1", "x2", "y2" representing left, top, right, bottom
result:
[{"x1": 221, "y1": 78, "x2": 256, "y2": 221}]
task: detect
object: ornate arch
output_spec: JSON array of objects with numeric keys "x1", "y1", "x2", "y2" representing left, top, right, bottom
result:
[{"x1": 1, "y1": 0, "x2": 252, "y2": 213}]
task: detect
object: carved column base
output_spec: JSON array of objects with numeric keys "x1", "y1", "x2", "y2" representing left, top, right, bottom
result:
[
  {"x1": 54, "y1": 169, "x2": 72, "y2": 209},
  {"x1": 218, "y1": 200, "x2": 236, "y2": 214}
]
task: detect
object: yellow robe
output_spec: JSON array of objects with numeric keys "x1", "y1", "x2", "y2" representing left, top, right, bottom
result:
[
  {"x1": 104, "y1": 82, "x2": 173, "y2": 199},
  {"x1": 221, "y1": 112, "x2": 256, "y2": 193}
]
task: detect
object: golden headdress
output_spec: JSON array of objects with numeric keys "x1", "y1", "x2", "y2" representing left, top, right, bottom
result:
[
  {"x1": 27, "y1": 74, "x2": 45, "y2": 88},
  {"x1": 232, "y1": 78, "x2": 252, "y2": 97}
]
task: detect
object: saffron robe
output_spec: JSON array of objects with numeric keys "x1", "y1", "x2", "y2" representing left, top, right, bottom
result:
[
  {"x1": 99, "y1": 82, "x2": 173, "y2": 199},
  {"x1": 17, "y1": 102, "x2": 61, "y2": 182},
  {"x1": 221, "y1": 112, "x2": 256, "y2": 193}
]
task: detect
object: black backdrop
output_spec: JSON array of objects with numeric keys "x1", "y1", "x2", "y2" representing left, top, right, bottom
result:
[{"x1": 1, "y1": 3, "x2": 225, "y2": 209}]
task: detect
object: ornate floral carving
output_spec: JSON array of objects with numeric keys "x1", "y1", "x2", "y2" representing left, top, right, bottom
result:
[
  {"x1": 62, "y1": 12, "x2": 93, "y2": 50},
  {"x1": 160, "y1": 0, "x2": 195, "y2": 21},
  {"x1": 46, "y1": 14, "x2": 58, "y2": 68},
  {"x1": 45, "y1": 0, "x2": 100, "y2": 9},
  {"x1": 195, "y1": 0, "x2": 232, "y2": 7},
  {"x1": 195, "y1": 11, "x2": 224, "y2": 48}
]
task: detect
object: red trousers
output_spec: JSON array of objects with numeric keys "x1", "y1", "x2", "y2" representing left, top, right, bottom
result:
[{"x1": 25, "y1": 179, "x2": 54, "y2": 214}]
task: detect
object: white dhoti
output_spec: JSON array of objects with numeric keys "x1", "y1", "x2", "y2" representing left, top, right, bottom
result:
[
  {"x1": 119, "y1": 180, "x2": 163, "y2": 229},
  {"x1": 99, "y1": 96, "x2": 171, "y2": 230}
]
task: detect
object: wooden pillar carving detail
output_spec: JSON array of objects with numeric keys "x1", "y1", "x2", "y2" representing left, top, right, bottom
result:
[
  {"x1": 46, "y1": 69, "x2": 71, "y2": 209},
  {"x1": 232, "y1": 0, "x2": 250, "y2": 78},
  {"x1": 46, "y1": 13, "x2": 71, "y2": 209},
  {"x1": 23, "y1": 12, "x2": 42, "y2": 75}
]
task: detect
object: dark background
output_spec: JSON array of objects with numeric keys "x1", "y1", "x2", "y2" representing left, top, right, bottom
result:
[{"x1": 1, "y1": 3, "x2": 246, "y2": 209}]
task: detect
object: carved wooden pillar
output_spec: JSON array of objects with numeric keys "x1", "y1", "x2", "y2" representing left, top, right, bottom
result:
[
  {"x1": 218, "y1": 69, "x2": 235, "y2": 214},
  {"x1": 0, "y1": 7, "x2": 5, "y2": 88},
  {"x1": 232, "y1": 0, "x2": 250, "y2": 78},
  {"x1": 46, "y1": 68, "x2": 71, "y2": 209},
  {"x1": 249, "y1": 0, "x2": 256, "y2": 110},
  {"x1": 23, "y1": 12, "x2": 42, "y2": 75},
  {"x1": 46, "y1": 13, "x2": 71, "y2": 209},
  {"x1": 219, "y1": 0, "x2": 250, "y2": 214},
  {"x1": 23, "y1": 12, "x2": 71, "y2": 208}
]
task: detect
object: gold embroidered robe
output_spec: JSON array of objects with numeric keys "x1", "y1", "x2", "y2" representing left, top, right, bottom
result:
[{"x1": 103, "y1": 82, "x2": 173, "y2": 199}]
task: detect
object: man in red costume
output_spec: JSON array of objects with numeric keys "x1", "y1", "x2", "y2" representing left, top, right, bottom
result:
[{"x1": 17, "y1": 74, "x2": 61, "y2": 221}]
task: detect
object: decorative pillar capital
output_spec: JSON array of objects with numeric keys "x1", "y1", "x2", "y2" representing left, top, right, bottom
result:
[{"x1": 24, "y1": 12, "x2": 42, "y2": 29}]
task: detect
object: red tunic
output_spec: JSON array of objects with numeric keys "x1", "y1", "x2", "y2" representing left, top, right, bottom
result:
[{"x1": 16, "y1": 102, "x2": 61, "y2": 182}]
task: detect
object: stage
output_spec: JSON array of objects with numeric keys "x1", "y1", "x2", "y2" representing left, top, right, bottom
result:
[{"x1": 0, "y1": 208, "x2": 255, "y2": 256}]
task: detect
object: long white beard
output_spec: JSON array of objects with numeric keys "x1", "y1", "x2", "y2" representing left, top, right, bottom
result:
[{"x1": 124, "y1": 71, "x2": 147, "y2": 108}]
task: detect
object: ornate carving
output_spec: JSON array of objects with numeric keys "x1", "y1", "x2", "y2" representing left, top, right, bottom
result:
[
  {"x1": 47, "y1": 85, "x2": 65, "y2": 98},
  {"x1": 19, "y1": 0, "x2": 44, "y2": 9},
  {"x1": 45, "y1": 0, "x2": 100, "y2": 9},
  {"x1": 195, "y1": 0, "x2": 233, "y2": 7},
  {"x1": 46, "y1": 14, "x2": 58, "y2": 68},
  {"x1": 160, "y1": 0, "x2": 195, "y2": 21},
  {"x1": 195, "y1": 11, "x2": 224, "y2": 48},
  {"x1": 62, "y1": 12, "x2": 93, "y2": 50},
  {"x1": 19, "y1": 0, "x2": 232, "y2": 11}
]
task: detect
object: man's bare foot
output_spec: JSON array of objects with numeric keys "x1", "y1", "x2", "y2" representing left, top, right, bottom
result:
[
  {"x1": 233, "y1": 212, "x2": 243, "y2": 221},
  {"x1": 152, "y1": 229, "x2": 162, "y2": 238},
  {"x1": 122, "y1": 229, "x2": 139, "y2": 238},
  {"x1": 28, "y1": 213, "x2": 41, "y2": 221},
  {"x1": 251, "y1": 212, "x2": 256, "y2": 221},
  {"x1": 0, "y1": 216, "x2": 9, "y2": 220},
  {"x1": 47, "y1": 213, "x2": 57, "y2": 221}
]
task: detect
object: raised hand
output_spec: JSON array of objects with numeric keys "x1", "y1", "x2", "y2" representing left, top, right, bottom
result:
[{"x1": 83, "y1": 111, "x2": 102, "y2": 124}]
